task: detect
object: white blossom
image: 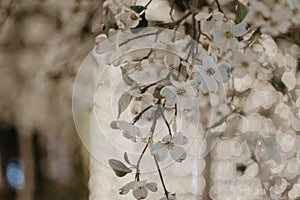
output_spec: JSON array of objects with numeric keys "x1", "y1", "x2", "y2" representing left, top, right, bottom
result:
[
  {"x1": 288, "y1": 183, "x2": 300, "y2": 199},
  {"x1": 151, "y1": 132, "x2": 188, "y2": 163},
  {"x1": 194, "y1": 54, "x2": 231, "y2": 93},
  {"x1": 245, "y1": 1, "x2": 270, "y2": 26},
  {"x1": 260, "y1": 5, "x2": 291, "y2": 36},
  {"x1": 119, "y1": 180, "x2": 158, "y2": 199},
  {"x1": 110, "y1": 120, "x2": 142, "y2": 142},
  {"x1": 281, "y1": 71, "x2": 297, "y2": 90},
  {"x1": 160, "y1": 81, "x2": 195, "y2": 111},
  {"x1": 288, "y1": 0, "x2": 300, "y2": 24},
  {"x1": 232, "y1": 49, "x2": 260, "y2": 78},
  {"x1": 212, "y1": 21, "x2": 247, "y2": 51}
]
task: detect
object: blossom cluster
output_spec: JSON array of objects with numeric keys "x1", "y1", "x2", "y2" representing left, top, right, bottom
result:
[{"x1": 94, "y1": 0, "x2": 300, "y2": 199}]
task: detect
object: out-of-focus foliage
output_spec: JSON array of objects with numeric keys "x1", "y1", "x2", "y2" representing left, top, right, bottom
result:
[{"x1": 0, "y1": 0, "x2": 103, "y2": 199}]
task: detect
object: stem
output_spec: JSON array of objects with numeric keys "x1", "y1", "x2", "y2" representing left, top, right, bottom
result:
[
  {"x1": 198, "y1": 21, "x2": 212, "y2": 41},
  {"x1": 144, "y1": 0, "x2": 152, "y2": 8},
  {"x1": 214, "y1": 0, "x2": 224, "y2": 13},
  {"x1": 119, "y1": 30, "x2": 163, "y2": 47},
  {"x1": 159, "y1": 107, "x2": 172, "y2": 136},
  {"x1": 135, "y1": 142, "x2": 149, "y2": 181},
  {"x1": 134, "y1": 104, "x2": 160, "y2": 181},
  {"x1": 139, "y1": 79, "x2": 164, "y2": 93},
  {"x1": 132, "y1": 105, "x2": 153, "y2": 125},
  {"x1": 139, "y1": 71, "x2": 171, "y2": 94},
  {"x1": 154, "y1": 157, "x2": 169, "y2": 199},
  {"x1": 160, "y1": 11, "x2": 192, "y2": 29}
]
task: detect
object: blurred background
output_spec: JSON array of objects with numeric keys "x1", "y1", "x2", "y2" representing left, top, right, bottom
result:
[{"x1": 0, "y1": 0, "x2": 103, "y2": 199}]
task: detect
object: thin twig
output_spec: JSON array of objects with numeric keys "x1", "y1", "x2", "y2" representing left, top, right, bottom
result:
[
  {"x1": 159, "y1": 107, "x2": 172, "y2": 136},
  {"x1": 154, "y1": 157, "x2": 169, "y2": 199},
  {"x1": 132, "y1": 105, "x2": 153, "y2": 125},
  {"x1": 135, "y1": 104, "x2": 160, "y2": 181},
  {"x1": 160, "y1": 11, "x2": 192, "y2": 29},
  {"x1": 144, "y1": 0, "x2": 152, "y2": 8},
  {"x1": 214, "y1": 0, "x2": 224, "y2": 13},
  {"x1": 119, "y1": 29, "x2": 163, "y2": 47},
  {"x1": 135, "y1": 142, "x2": 149, "y2": 181},
  {"x1": 169, "y1": 3, "x2": 175, "y2": 22}
]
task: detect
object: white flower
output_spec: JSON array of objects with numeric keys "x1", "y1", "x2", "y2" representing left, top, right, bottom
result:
[
  {"x1": 242, "y1": 80, "x2": 278, "y2": 112},
  {"x1": 194, "y1": 54, "x2": 231, "y2": 93},
  {"x1": 160, "y1": 81, "x2": 195, "y2": 111},
  {"x1": 281, "y1": 71, "x2": 297, "y2": 90},
  {"x1": 288, "y1": 0, "x2": 300, "y2": 25},
  {"x1": 276, "y1": 130, "x2": 296, "y2": 153},
  {"x1": 270, "y1": 179, "x2": 288, "y2": 199},
  {"x1": 211, "y1": 159, "x2": 236, "y2": 180},
  {"x1": 289, "y1": 183, "x2": 300, "y2": 199},
  {"x1": 245, "y1": 1, "x2": 270, "y2": 26},
  {"x1": 145, "y1": 0, "x2": 172, "y2": 23},
  {"x1": 110, "y1": 120, "x2": 142, "y2": 142},
  {"x1": 212, "y1": 21, "x2": 247, "y2": 51},
  {"x1": 115, "y1": 9, "x2": 142, "y2": 30},
  {"x1": 195, "y1": 9, "x2": 224, "y2": 35},
  {"x1": 104, "y1": 0, "x2": 137, "y2": 14},
  {"x1": 151, "y1": 132, "x2": 188, "y2": 163},
  {"x1": 104, "y1": 0, "x2": 142, "y2": 30},
  {"x1": 260, "y1": 5, "x2": 291, "y2": 36},
  {"x1": 123, "y1": 59, "x2": 161, "y2": 84},
  {"x1": 232, "y1": 49, "x2": 259, "y2": 78},
  {"x1": 163, "y1": 54, "x2": 180, "y2": 69},
  {"x1": 119, "y1": 180, "x2": 157, "y2": 200},
  {"x1": 284, "y1": 158, "x2": 300, "y2": 179},
  {"x1": 238, "y1": 113, "x2": 264, "y2": 133},
  {"x1": 233, "y1": 74, "x2": 253, "y2": 92},
  {"x1": 274, "y1": 102, "x2": 294, "y2": 127}
]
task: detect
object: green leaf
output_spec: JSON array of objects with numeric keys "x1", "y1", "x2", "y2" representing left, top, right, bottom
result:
[
  {"x1": 208, "y1": 114, "x2": 229, "y2": 129},
  {"x1": 197, "y1": 0, "x2": 208, "y2": 9},
  {"x1": 102, "y1": 8, "x2": 118, "y2": 36},
  {"x1": 124, "y1": 152, "x2": 133, "y2": 166},
  {"x1": 130, "y1": 5, "x2": 145, "y2": 13},
  {"x1": 109, "y1": 159, "x2": 132, "y2": 177},
  {"x1": 235, "y1": 1, "x2": 249, "y2": 24},
  {"x1": 121, "y1": 67, "x2": 134, "y2": 86},
  {"x1": 153, "y1": 85, "x2": 164, "y2": 99},
  {"x1": 271, "y1": 75, "x2": 286, "y2": 94},
  {"x1": 118, "y1": 92, "x2": 132, "y2": 118},
  {"x1": 134, "y1": 13, "x2": 148, "y2": 30}
]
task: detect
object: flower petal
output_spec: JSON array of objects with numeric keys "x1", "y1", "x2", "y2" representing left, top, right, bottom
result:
[
  {"x1": 232, "y1": 23, "x2": 247, "y2": 37},
  {"x1": 198, "y1": 69, "x2": 219, "y2": 93},
  {"x1": 162, "y1": 134, "x2": 172, "y2": 142},
  {"x1": 203, "y1": 54, "x2": 216, "y2": 68},
  {"x1": 151, "y1": 143, "x2": 168, "y2": 162},
  {"x1": 145, "y1": 182, "x2": 158, "y2": 192},
  {"x1": 216, "y1": 62, "x2": 231, "y2": 83},
  {"x1": 195, "y1": 12, "x2": 211, "y2": 21},
  {"x1": 212, "y1": 30, "x2": 225, "y2": 44},
  {"x1": 119, "y1": 181, "x2": 135, "y2": 195},
  {"x1": 160, "y1": 86, "x2": 177, "y2": 107},
  {"x1": 172, "y1": 132, "x2": 188, "y2": 145},
  {"x1": 164, "y1": 54, "x2": 180, "y2": 68},
  {"x1": 170, "y1": 146, "x2": 187, "y2": 162},
  {"x1": 133, "y1": 186, "x2": 148, "y2": 199}
]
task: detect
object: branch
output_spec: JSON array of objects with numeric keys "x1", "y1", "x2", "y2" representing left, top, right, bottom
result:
[
  {"x1": 134, "y1": 104, "x2": 160, "y2": 181},
  {"x1": 154, "y1": 157, "x2": 169, "y2": 199},
  {"x1": 159, "y1": 107, "x2": 172, "y2": 136},
  {"x1": 214, "y1": 0, "x2": 224, "y2": 13},
  {"x1": 132, "y1": 105, "x2": 153, "y2": 125}
]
